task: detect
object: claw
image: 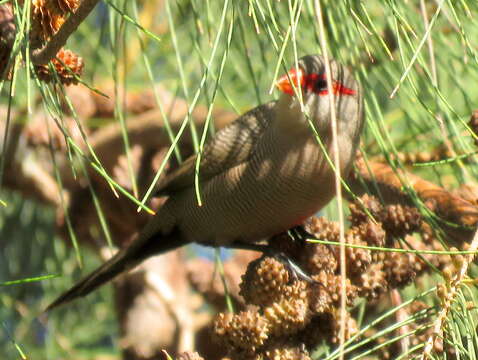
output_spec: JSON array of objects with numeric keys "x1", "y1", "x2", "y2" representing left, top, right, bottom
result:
[
  {"x1": 221, "y1": 239, "x2": 319, "y2": 285},
  {"x1": 278, "y1": 253, "x2": 318, "y2": 284}
]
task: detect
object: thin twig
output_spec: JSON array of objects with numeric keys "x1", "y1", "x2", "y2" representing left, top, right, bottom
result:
[
  {"x1": 31, "y1": 0, "x2": 101, "y2": 65},
  {"x1": 313, "y1": 1, "x2": 347, "y2": 359}
]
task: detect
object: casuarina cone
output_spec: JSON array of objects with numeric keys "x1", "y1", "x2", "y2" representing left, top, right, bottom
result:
[{"x1": 47, "y1": 54, "x2": 364, "y2": 310}]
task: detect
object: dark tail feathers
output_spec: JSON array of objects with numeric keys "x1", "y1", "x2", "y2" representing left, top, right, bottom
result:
[{"x1": 46, "y1": 230, "x2": 188, "y2": 311}]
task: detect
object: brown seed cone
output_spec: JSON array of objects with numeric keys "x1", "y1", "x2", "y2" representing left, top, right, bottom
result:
[
  {"x1": 371, "y1": 247, "x2": 387, "y2": 264},
  {"x1": 55, "y1": 0, "x2": 79, "y2": 13},
  {"x1": 355, "y1": 262, "x2": 388, "y2": 299},
  {"x1": 213, "y1": 312, "x2": 234, "y2": 338},
  {"x1": 35, "y1": 48, "x2": 84, "y2": 85},
  {"x1": 350, "y1": 195, "x2": 421, "y2": 239},
  {"x1": 301, "y1": 243, "x2": 338, "y2": 275},
  {"x1": 349, "y1": 194, "x2": 383, "y2": 225},
  {"x1": 305, "y1": 216, "x2": 340, "y2": 243},
  {"x1": 356, "y1": 219, "x2": 386, "y2": 247},
  {"x1": 239, "y1": 256, "x2": 290, "y2": 307},
  {"x1": 257, "y1": 342, "x2": 312, "y2": 360},
  {"x1": 344, "y1": 226, "x2": 372, "y2": 274},
  {"x1": 416, "y1": 223, "x2": 451, "y2": 271},
  {"x1": 328, "y1": 308, "x2": 359, "y2": 344},
  {"x1": 212, "y1": 310, "x2": 269, "y2": 353},
  {"x1": 404, "y1": 234, "x2": 447, "y2": 273},
  {"x1": 383, "y1": 251, "x2": 416, "y2": 288},
  {"x1": 177, "y1": 351, "x2": 205, "y2": 360},
  {"x1": 313, "y1": 271, "x2": 358, "y2": 307},
  {"x1": 31, "y1": 0, "x2": 66, "y2": 41},
  {"x1": 300, "y1": 217, "x2": 340, "y2": 274},
  {"x1": 381, "y1": 203, "x2": 422, "y2": 238},
  {"x1": 283, "y1": 279, "x2": 309, "y2": 300},
  {"x1": 307, "y1": 282, "x2": 333, "y2": 314},
  {"x1": 264, "y1": 296, "x2": 310, "y2": 337},
  {"x1": 419, "y1": 221, "x2": 436, "y2": 245},
  {"x1": 301, "y1": 310, "x2": 358, "y2": 345},
  {"x1": 299, "y1": 313, "x2": 334, "y2": 348}
]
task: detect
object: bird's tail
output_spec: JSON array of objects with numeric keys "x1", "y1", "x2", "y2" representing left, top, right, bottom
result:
[{"x1": 45, "y1": 228, "x2": 188, "y2": 311}]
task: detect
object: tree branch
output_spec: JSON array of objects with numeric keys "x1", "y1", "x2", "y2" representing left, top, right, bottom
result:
[{"x1": 31, "y1": 0, "x2": 100, "y2": 65}]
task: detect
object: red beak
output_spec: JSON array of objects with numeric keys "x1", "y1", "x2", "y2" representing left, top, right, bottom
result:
[{"x1": 276, "y1": 67, "x2": 305, "y2": 95}]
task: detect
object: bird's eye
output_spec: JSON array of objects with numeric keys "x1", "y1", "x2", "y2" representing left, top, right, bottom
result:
[
  {"x1": 303, "y1": 73, "x2": 329, "y2": 94},
  {"x1": 303, "y1": 72, "x2": 356, "y2": 96},
  {"x1": 315, "y1": 78, "x2": 327, "y2": 92}
]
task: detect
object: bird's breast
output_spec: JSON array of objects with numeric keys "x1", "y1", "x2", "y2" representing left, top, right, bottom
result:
[{"x1": 174, "y1": 132, "x2": 346, "y2": 246}]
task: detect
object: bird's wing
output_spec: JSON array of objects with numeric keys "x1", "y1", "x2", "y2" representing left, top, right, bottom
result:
[{"x1": 156, "y1": 101, "x2": 276, "y2": 196}]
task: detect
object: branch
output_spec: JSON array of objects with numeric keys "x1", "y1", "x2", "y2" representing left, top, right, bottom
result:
[
  {"x1": 352, "y1": 158, "x2": 478, "y2": 226},
  {"x1": 349, "y1": 157, "x2": 478, "y2": 243},
  {"x1": 31, "y1": 0, "x2": 100, "y2": 65}
]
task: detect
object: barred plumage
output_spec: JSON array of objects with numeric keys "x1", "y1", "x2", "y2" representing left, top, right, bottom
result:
[{"x1": 47, "y1": 54, "x2": 364, "y2": 310}]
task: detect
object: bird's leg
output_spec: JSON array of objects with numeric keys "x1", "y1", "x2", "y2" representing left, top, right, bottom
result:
[
  {"x1": 275, "y1": 252, "x2": 317, "y2": 283},
  {"x1": 290, "y1": 223, "x2": 316, "y2": 243},
  {"x1": 219, "y1": 239, "x2": 317, "y2": 284},
  {"x1": 285, "y1": 225, "x2": 322, "y2": 282}
]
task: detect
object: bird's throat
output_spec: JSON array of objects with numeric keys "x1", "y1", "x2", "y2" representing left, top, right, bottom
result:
[
  {"x1": 275, "y1": 95, "x2": 311, "y2": 134},
  {"x1": 274, "y1": 95, "x2": 330, "y2": 146}
]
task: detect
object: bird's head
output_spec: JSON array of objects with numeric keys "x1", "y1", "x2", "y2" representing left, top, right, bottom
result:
[{"x1": 275, "y1": 55, "x2": 363, "y2": 137}]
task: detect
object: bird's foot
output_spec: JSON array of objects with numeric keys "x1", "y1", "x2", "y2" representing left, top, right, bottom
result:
[
  {"x1": 223, "y1": 240, "x2": 317, "y2": 284},
  {"x1": 290, "y1": 223, "x2": 316, "y2": 242},
  {"x1": 274, "y1": 252, "x2": 317, "y2": 284}
]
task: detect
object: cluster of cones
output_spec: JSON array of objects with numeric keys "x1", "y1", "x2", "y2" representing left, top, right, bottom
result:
[
  {"x1": 0, "y1": 0, "x2": 83, "y2": 84},
  {"x1": 206, "y1": 195, "x2": 452, "y2": 360}
]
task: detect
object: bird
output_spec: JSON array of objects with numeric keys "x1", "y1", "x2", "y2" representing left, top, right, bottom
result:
[{"x1": 46, "y1": 54, "x2": 364, "y2": 311}]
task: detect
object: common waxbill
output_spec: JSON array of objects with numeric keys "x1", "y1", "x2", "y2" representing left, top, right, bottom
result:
[{"x1": 47, "y1": 54, "x2": 364, "y2": 310}]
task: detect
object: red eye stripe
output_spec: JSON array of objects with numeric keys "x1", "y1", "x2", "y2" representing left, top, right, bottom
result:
[
  {"x1": 276, "y1": 68, "x2": 356, "y2": 96},
  {"x1": 332, "y1": 82, "x2": 356, "y2": 96},
  {"x1": 302, "y1": 73, "x2": 356, "y2": 96}
]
